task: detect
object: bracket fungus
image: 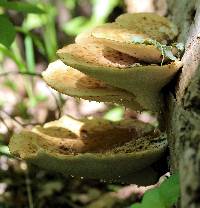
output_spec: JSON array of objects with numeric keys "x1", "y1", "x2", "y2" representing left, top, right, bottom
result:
[
  {"x1": 57, "y1": 43, "x2": 182, "y2": 111},
  {"x1": 43, "y1": 60, "x2": 142, "y2": 109},
  {"x1": 9, "y1": 115, "x2": 167, "y2": 184},
  {"x1": 56, "y1": 13, "x2": 182, "y2": 111},
  {"x1": 9, "y1": 13, "x2": 183, "y2": 185}
]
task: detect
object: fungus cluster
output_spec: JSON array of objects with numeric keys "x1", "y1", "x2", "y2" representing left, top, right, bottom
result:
[{"x1": 9, "y1": 13, "x2": 182, "y2": 184}]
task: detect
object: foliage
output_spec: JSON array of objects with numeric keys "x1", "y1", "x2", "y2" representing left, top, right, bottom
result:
[
  {"x1": 132, "y1": 36, "x2": 184, "y2": 65},
  {"x1": 0, "y1": 1, "x2": 44, "y2": 48},
  {"x1": 63, "y1": 0, "x2": 121, "y2": 35},
  {"x1": 104, "y1": 106, "x2": 125, "y2": 121},
  {"x1": 131, "y1": 173, "x2": 180, "y2": 208},
  {"x1": 0, "y1": 15, "x2": 16, "y2": 48},
  {"x1": 0, "y1": 0, "x2": 44, "y2": 14}
]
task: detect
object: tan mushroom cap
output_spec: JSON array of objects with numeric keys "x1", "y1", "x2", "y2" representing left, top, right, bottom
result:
[
  {"x1": 9, "y1": 115, "x2": 167, "y2": 184},
  {"x1": 57, "y1": 42, "x2": 182, "y2": 111},
  {"x1": 115, "y1": 13, "x2": 178, "y2": 42},
  {"x1": 91, "y1": 23, "x2": 163, "y2": 63},
  {"x1": 75, "y1": 28, "x2": 96, "y2": 44},
  {"x1": 43, "y1": 60, "x2": 142, "y2": 109},
  {"x1": 58, "y1": 43, "x2": 138, "y2": 68}
]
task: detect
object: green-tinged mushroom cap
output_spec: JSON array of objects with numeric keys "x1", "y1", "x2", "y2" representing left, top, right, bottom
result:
[
  {"x1": 42, "y1": 60, "x2": 142, "y2": 109},
  {"x1": 57, "y1": 43, "x2": 182, "y2": 111},
  {"x1": 91, "y1": 23, "x2": 163, "y2": 63},
  {"x1": 115, "y1": 13, "x2": 178, "y2": 42},
  {"x1": 9, "y1": 115, "x2": 167, "y2": 184},
  {"x1": 89, "y1": 13, "x2": 178, "y2": 63}
]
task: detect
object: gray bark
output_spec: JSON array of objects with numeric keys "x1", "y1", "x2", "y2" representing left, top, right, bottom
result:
[{"x1": 166, "y1": 0, "x2": 200, "y2": 207}]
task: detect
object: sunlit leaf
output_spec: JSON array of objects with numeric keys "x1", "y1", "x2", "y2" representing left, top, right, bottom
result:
[
  {"x1": 64, "y1": 0, "x2": 77, "y2": 10},
  {"x1": 91, "y1": 0, "x2": 120, "y2": 22},
  {"x1": 0, "y1": 145, "x2": 10, "y2": 155},
  {"x1": 62, "y1": 16, "x2": 89, "y2": 36},
  {"x1": 104, "y1": 107, "x2": 124, "y2": 121},
  {"x1": 25, "y1": 35, "x2": 35, "y2": 73},
  {"x1": 23, "y1": 14, "x2": 44, "y2": 30},
  {"x1": 63, "y1": 0, "x2": 120, "y2": 36}
]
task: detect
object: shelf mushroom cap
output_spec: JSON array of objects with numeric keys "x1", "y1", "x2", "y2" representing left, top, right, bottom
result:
[
  {"x1": 77, "y1": 13, "x2": 178, "y2": 63},
  {"x1": 9, "y1": 115, "x2": 167, "y2": 184},
  {"x1": 90, "y1": 23, "x2": 177, "y2": 63},
  {"x1": 42, "y1": 60, "x2": 142, "y2": 109},
  {"x1": 75, "y1": 28, "x2": 95, "y2": 44},
  {"x1": 91, "y1": 23, "x2": 172, "y2": 63},
  {"x1": 57, "y1": 43, "x2": 182, "y2": 111},
  {"x1": 115, "y1": 13, "x2": 178, "y2": 42}
]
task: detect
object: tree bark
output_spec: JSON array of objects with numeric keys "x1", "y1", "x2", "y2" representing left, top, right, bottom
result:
[{"x1": 166, "y1": 0, "x2": 200, "y2": 207}]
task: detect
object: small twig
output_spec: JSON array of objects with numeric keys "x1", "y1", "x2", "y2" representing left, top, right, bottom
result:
[
  {"x1": 49, "y1": 90, "x2": 62, "y2": 119},
  {"x1": 0, "y1": 116, "x2": 9, "y2": 130},
  {"x1": 25, "y1": 166, "x2": 34, "y2": 208},
  {"x1": 0, "y1": 110, "x2": 42, "y2": 127},
  {"x1": 0, "y1": 110, "x2": 24, "y2": 127},
  {"x1": 0, "y1": 71, "x2": 42, "y2": 78}
]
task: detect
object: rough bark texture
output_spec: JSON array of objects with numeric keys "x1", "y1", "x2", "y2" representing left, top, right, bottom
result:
[{"x1": 166, "y1": 0, "x2": 200, "y2": 207}]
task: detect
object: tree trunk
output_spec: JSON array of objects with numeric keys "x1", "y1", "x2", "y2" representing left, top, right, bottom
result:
[{"x1": 166, "y1": 0, "x2": 200, "y2": 207}]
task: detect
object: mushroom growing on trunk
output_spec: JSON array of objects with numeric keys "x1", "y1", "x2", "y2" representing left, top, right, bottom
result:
[{"x1": 9, "y1": 12, "x2": 183, "y2": 185}]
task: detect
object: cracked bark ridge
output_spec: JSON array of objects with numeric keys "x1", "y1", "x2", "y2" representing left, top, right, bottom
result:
[{"x1": 166, "y1": 0, "x2": 200, "y2": 207}]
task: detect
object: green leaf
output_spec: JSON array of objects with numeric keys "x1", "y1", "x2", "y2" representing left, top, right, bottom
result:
[
  {"x1": 91, "y1": 0, "x2": 120, "y2": 22},
  {"x1": 132, "y1": 36, "x2": 145, "y2": 44},
  {"x1": 35, "y1": 93, "x2": 47, "y2": 103},
  {"x1": 64, "y1": 0, "x2": 77, "y2": 10},
  {"x1": 164, "y1": 49, "x2": 177, "y2": 61},
  {"x1": 3, "y1": 79, "x2": 17, "y2": 91},
  {"x1": 131, "y1": 203, "x2": 142, "y2": 208},
  {"x1": 25, "y1": 35, "x2": 35, "y2": 73},
  {"x1": 159, "y1": 173, "x2": 180, "y2": 207},
  {"x1": 0, "y1": 1, "x2": 45, "y2": 14},
  {"x1": 0, "y1": 145, "x2": 10, "y2": 155},
  {"x1": 131, "y1": 173, "x2": 180, "y2": 208},
  {"x1": 0, "y1": 15, "x2": 16, "y2": 48},
  {"x1": 142, "y1": 189, "x2": 165, "y2": 208},
  {"x1": 104, "y1": 106, "x2": 124, "y2": 121},
  {"x1": 15, "y1": 101, "x2": 30, "y2": 119},
  {"x1": 62, "y1": 16, "x2": 89, "y2": 36},
  {"x1": 63, "y1": 0, "x2": 119, "y2": 36},
  {"x1": 22, "y1": 13, "x2": 44, "y2": 30},
  {"x1": 131, "y1": 37, "x2": 177, "y2": 63},
  {"x1": 173, "y1": 43, "x2": 184, "y2": 52}
]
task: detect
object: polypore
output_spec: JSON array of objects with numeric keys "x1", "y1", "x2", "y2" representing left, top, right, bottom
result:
[
  {"x1": 57, "y1": 42, "x2": 181, "y2": 111},
  {"x1": 42, "y1": 60, "x2": 142, "y2": 109},
  {"x1": 91, "y1": 12, "x2": 178, "y2": 63},
  {"x1": 9, "y1": 115, "x2": 167, "y2": 184},
  {"x1": 9, "y1": 13, "x2": 183, "y2": 185}
]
